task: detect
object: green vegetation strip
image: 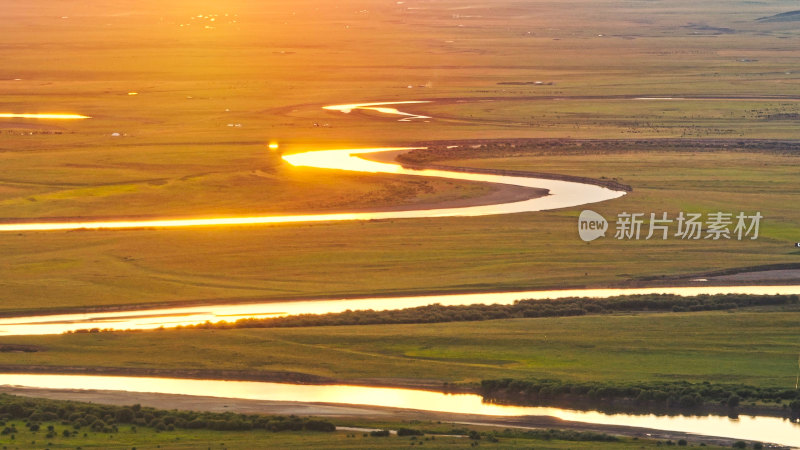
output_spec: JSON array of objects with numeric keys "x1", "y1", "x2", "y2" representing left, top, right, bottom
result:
[
  {"x1": 399, "y1": 139, "x2": 800, "y2": 165},
  {"x1": 0, "y1": 394, "x2": 335, "y2": 434},
  {"x1": 1, "y1": 308, "x2": 798, "y2": 387},
  {"x1": 167, "y1": 294, "x2": 800, "y2": 330},
  {"x1": 0, "y1": 394, "x2": 677, "y2": 449},
  {"x1": 479, "y1": 378, "x2": 800, "y2": 418}
]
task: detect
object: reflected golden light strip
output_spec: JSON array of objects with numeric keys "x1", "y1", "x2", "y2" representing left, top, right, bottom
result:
[
  {"x1": 0, "y1": 144, "x2": 627, "y2": 232},
  {"x1": 0, "y1": 113, "x2": 91, "y2": 119},
  {"x1": 323, "y1": 101, "x2": 432, "y2": 121},
  {"x1": 0, "y1": 374, "x2": 798, "y2": 447},
  {"x1": 322, "y1": 101, "x2": 431, "y2": 114},
  {"x1": 0, "y1": 147, "x2": 414, "y2": 232},
  {"x1": 0, "y1": 213, "x2": 363, "y2": 232},
  {"x1": 0, "y1": 285, "x2": 798, "y2": 335}
]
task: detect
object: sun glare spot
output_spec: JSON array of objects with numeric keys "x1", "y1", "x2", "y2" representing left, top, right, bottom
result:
[
  {"x1": 0, "y1": 113, "x2": 91, "y2": 120},
  {"x1": 268, "y1": 142, "x2": 280, "y2": 150}
]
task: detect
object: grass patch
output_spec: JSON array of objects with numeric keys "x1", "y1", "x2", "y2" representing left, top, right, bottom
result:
[
  {"x1": 1, "y1": 308, "x2": 798, "y2": 387},
  {"x1": 0, "y1": 393, "x2": 684, "y2": 449},
  {"x1": 1, "y1": 146, "x2": 798, "y2": 312}
]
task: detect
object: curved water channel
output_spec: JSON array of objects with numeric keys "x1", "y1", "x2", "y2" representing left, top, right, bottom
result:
[
  {"x1": 2, "y1": 285, "x2": 800, "y2": 336},
  {"x1": 322, "y1": 100, "x2": 433, "y2": 121},
  {"x1": 0, "y1": 101, "x2": 625, "y2": 231},
  {"x1": 0, "y1": 146, "x2": 623, "y2": 231},
  {"x1": 3, "y1": 102, "x2": 798, "y2": 446},
  {"x1": 0, "y1": 374, "x2": 797, "y2": 447}
]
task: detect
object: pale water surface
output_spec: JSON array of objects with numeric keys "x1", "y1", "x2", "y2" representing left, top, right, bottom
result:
[
  {"x1": 0, "y1": 113, "x2": 90, "y2": 119},
  {"x1": 0, "y1": 101, "x2": 625, "y2": 231},
  {"x1": 0, "y1": 146, "x2": 624, "y2": 231},
  {"x1": 0, "y1": 374, "x2": 796, "y2": 447},
  {"x1": 1, "y1": 285, "x2": 798, "y2": 335}
]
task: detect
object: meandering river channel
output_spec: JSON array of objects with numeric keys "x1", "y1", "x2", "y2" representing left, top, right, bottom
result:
[
  {"x1": 0, "y1": 374, "x2": 797, "y2": 447},
  {"x1": 1, "y1": 285, "x2": 799, "y2": 336},
  {"x1": 2, "y1": 102, "x2": 797, "y2": 446}
]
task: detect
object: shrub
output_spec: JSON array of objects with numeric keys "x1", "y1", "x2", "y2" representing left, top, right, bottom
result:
[
  {"x1": 304, "y1": 420, "x2": 335, "y2": 432},
  {"x1": 397, "y1": 427, "x2": 424, "y2": 436}
]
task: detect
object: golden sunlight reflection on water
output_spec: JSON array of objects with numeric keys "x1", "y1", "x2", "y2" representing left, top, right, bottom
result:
[
  {"x1": 0, "y1": 145, "x2": 624, "y2": 232},
  {"x1": 1, "y1": 285, "x2": 799, "y2": 336},
  {"x1": 323, "y1": 101, "x2": 432, "y2": 121},
  {"x1": 0, "y1": 374, "x2": 797, "y2": 447},
  {"x1": 0, "y1": 113, "x2": 91, "y2": 119}
]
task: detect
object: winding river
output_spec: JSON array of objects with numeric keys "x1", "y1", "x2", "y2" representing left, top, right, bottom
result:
[
  {"x1": 2, "y1": 102, "x2": 798, "y2": 446},
  {"x1": 0, "y1": 101, "x2": 624, "y2": 231},
  {"x1": 0, "y1": 374, "x2": 797, "y2": 447},
  {"x1": 0, "y1": 146, "x2": 623, "y2": 231},
  {"x1": 2, "y1": 285, "x2": 800, "y2": 336}
]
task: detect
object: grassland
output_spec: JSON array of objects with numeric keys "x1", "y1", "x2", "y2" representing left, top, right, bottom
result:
[
  {"x1": 1, "y1": 0, "x2": 800, "y2": 312},
  {"x1": 1, "y1": 146, "x2": 797, "y2": 313},
  {"x1": 0, "y1": 419, "x2": 686, "y2": 449},
  {"x1": 3, "y1": 1, "x2": 800, "y2": 446},
  {"x1": 0, "y1": 391, "x2": 690, "y2": 450},
  {"x1": 1, "y1": 308, "x2": 797, "y2": 388}
]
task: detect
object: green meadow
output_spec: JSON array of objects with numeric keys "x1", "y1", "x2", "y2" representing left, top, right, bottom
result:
[
  {"x1": 2, "y1": 308, "x2": 798, "y2": 388},
  {"x1": 0, "y1": 420, "x2": 692, "y2": 449},
  {"x1": 1, "y1": 147, "x2": 797, "y2": 313},
  {"x1": 2, "y1": 0, "x2": 800, "y2": 446},
  {"x1": 2, "y1": 0, "x2": 800, "y2": 312}
]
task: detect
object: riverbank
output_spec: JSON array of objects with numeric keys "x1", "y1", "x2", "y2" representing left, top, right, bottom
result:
[
  {"x1": 1, "y1": 278, "x2": 798, "y2": 322},
  {"x1": 0, "y1": 364, "x2": 793, "y2": 419},
  {"x1": 3, "y1": 144, "x2": 797, "y2": 313},
  {"x1": 1, "y1": 309, "x2": 797, "y2": 404},
  {"x1": 0, "y1": 386, "x2": 784, "y2": 449}
]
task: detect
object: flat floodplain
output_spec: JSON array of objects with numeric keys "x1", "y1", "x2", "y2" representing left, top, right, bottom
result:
[
  {"x1": 2, "y1": 308, "x2": 798, "y2": 387},
  {"x1": 2, "y1": 0, "x2": 799, "y2": 312},
  {"x1": 1, "y1": 148, "x2": 798, "y2": 312},
  {"x1": 2, "y1": 0, "x2": 800, "y2": 447}
]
